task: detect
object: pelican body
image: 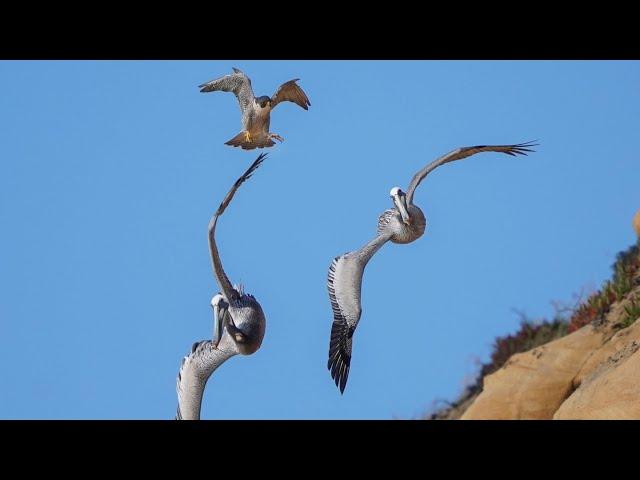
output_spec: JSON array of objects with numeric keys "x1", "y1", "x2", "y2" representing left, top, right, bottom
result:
[
  {"x1": 327, "y1": 142, "x2": 538, "y2": 393},
  {"x1": 176, "y1": 154, "x2": 268, "y2": 420}
]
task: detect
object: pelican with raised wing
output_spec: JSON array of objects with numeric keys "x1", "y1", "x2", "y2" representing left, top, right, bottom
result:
[
  {"x1": 327, "y1": 142, "x2": 537, "y2": 394},
  {"x1": 176, "y1": 154, "x2": 268, "y2": 420},
  {"x1": 199, "y1": 67, "x2": 311, "y2": 150}
]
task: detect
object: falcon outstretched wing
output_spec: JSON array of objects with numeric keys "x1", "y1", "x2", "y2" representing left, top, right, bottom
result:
[
  {"x1": 271, "y1": 79, "x2": 311, "y2": 110},
  {"x1": 198, "y1": 68, "x2": 256, "y2": 117}
]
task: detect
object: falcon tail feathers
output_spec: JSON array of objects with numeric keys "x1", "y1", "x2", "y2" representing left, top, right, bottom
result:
[{"x1": 224, "y1": 131, "x2": 275, "y2": 150}]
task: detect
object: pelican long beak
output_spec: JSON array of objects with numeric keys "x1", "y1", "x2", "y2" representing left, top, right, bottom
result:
[
  {"x1": 212, "y1": 304, "x2": 227, "y2": 348},
  {"x1": 393, "y1": 194, "x2": 411, "y2": 225}
]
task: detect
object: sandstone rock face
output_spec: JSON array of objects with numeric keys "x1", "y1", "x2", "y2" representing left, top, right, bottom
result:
[
  {"x1": 572, "y1": 316, "x2": 640, "y2": 387},
  {"x1": 460, "y1": 325, "x2": 608, "y2": 419},
  {"x1": 634, "y1": 209, "x2": 640, "y2": 237},
  {"x1": 461, "y1": 285, "x2": 640, "y2": 420},
  {"x1": 554, "y1": 331, "x2": 640, "y2": 419}
]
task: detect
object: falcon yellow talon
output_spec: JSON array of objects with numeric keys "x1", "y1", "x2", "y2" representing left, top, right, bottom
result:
[{"x1": 244, "y1": 132, "x2": 252, "y2": 143}]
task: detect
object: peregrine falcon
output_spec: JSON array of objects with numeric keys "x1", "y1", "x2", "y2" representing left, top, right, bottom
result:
[{"x1": 198, "y1": 67, "x2": 311, "y2": 150}]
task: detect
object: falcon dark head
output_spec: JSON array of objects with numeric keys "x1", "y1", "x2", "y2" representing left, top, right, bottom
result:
[{"x1": 255, "y1": 95, "x2": 271, "y2": 108}]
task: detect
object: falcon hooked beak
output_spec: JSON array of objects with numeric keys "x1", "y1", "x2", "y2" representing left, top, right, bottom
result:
[{"x1": 390, "y1": 187, "x2": 411, "y2": 225}]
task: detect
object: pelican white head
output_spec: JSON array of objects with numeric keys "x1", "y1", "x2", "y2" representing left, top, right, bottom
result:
[
  {"x1": 389, "y1": 187, "x2": 402, "y2": 197},
  {"x1": 389, "y1": 186, "x2": 411, "y2": 225},
  {"x1": 211, "y1": 293, "x2": 225, "y2": 309}
]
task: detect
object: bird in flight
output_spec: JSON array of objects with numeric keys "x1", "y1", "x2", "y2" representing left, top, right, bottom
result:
[
  {"x1": 175, "y1": 153, "x2": 268, "y2": 420},
  {"x1": 198, "y1": 68, "x2": 311, "y2": 150},
  {"x1": 327, "y1": 142, "x2": 538, "y2": 394}
]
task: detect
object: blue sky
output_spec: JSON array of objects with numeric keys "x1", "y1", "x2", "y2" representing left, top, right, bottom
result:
[{"x1": 1, "y1": 60, "x2": 638, "y2": 419}]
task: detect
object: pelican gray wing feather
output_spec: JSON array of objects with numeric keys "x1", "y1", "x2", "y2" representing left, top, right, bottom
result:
[
  {"x1": 198, "y1": 67, "x2": 256, "y2": 118},
  {"x1": 270, "y1": 79, "x2": 311, "y2": 110},
  {"x1": 208, "y1": 153, "x2": 268, "y2": 302},
  {"x1": 175, "y1": 336, "x2": 237, "y2": 420},
  {"x1": 405, "y1": 141, "x2": 538, "y2": 204},
  {"x1": 327, "y1": 233, "x2": 392, "y2": 393}
]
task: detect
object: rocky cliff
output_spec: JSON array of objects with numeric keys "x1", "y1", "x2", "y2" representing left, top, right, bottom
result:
[{"x1": 429, "y1": 229, "x2": 640, "y2": 420}]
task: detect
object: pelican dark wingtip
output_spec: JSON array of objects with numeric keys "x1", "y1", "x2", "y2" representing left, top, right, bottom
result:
[
  {"x1": 328, "y1": 325, "x2": 352, "y2": 394},
  {"x1": 512, "y1": 140, "x2": 540, "y2": 155}
]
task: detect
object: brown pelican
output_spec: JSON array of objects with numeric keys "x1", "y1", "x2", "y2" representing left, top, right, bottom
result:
[
  {"x1": 327, "y1": 142, "x2": 537, "y2": 393},
  {"x1": 176, "y1": 154, "x2": 268, "y2": 420},
  {"x1": 198, "y1": 67, "x2": 310, "y2": 150}
]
